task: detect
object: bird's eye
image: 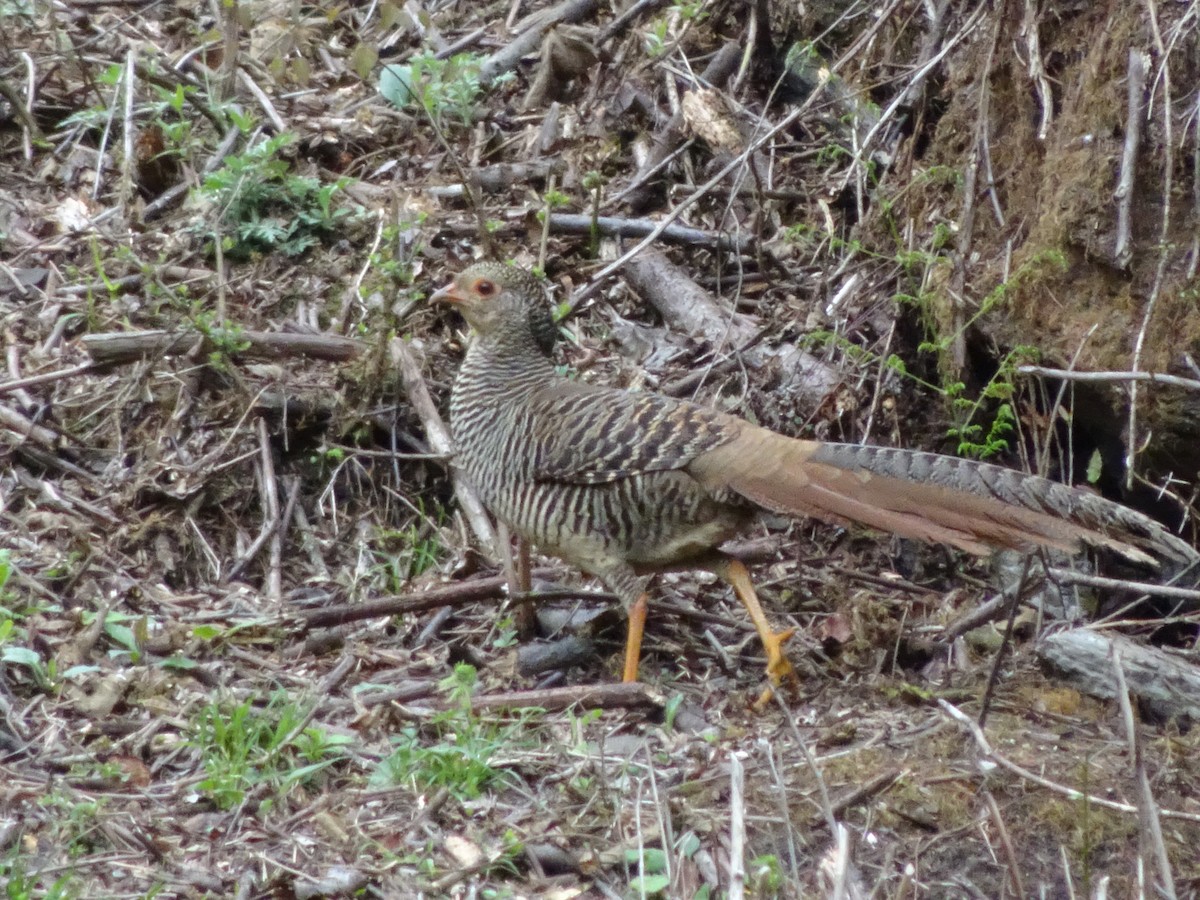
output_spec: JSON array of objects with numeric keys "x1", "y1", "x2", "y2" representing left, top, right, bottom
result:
[{"x1": 475, "y1": 279, "x2": 497, "y2": 298}]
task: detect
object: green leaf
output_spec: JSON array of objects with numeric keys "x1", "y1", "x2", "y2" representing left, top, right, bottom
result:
[
  {"x1": 379, "y1": 64, "x2": 416, "y2": 107},
  {"x1": 62, "y1": 664, "x2": 101, "y2": 679},
  {"x1": 625, "y1": 848, "x2": 668, "y2": 873},
  {"x1": 160, "y1": 655, "x2": 199, "y2": 670},
  {"x1": 1087, "y1": 449, "x2": 1103, "y2": 484},
  {"x1": 628, "y1": 874, "x2": 670, "y2": 894},
  {"x1": 2, "y1": 646, "x2": 41, "y2": 667}
]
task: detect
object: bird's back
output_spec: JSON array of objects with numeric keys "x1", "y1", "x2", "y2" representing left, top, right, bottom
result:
[{"x1": 449, "y1": 338, "x2": 751, "y2": 576}]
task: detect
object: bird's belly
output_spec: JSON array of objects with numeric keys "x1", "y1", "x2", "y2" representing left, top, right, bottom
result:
[{"x1": 490, "y1": 470, "x2": 751, "y2": 574}]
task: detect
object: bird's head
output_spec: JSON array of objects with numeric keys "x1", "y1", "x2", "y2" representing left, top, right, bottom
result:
[{"x1": 431, "y1": 262, "x2": 557, "y2": 352}]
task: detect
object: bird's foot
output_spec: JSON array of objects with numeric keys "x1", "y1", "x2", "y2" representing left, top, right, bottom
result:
[{"x1": 752, "y1": 627, "x2": 798, "y2": 711}]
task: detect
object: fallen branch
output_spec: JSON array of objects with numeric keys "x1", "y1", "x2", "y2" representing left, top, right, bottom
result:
[
  {"x1": 547, "y1": 213, "x2": 749, "y2": 252},
  {"x1": 297, "y1": 568, "x2": 560, "y2": 630},
  {"x1": 1018, "y1": 365, "x2": 1200, "y2": 393},
  {"x1": 82, "y1": 329, "x2": 365, "y2": 367},
  {"x1": 478, "y1": 0, "x2": 599, "y2": 86},
  {"x1": 389, "y1": 337, "x2": 496, "y2": 550},
  {"x1": 1037, "y1": 628, "x2": 1200, "y2": 721}
]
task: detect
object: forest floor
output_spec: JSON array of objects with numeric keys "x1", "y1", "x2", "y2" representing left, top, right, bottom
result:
[{"x1": 3, "y1": 1, "x2": 1200, "y2": 898}]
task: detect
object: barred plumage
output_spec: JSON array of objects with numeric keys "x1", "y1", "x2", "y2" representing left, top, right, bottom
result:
[{"x1": 433, "y1": 262, "x2": 1198, "y2": 700}]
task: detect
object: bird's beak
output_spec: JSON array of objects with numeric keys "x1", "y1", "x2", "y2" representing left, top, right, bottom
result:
[{"x1": 430, "y1": 280, "x2": 465, "y2": 305}]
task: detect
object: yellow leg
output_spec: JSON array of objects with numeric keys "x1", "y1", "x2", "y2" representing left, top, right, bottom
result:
[
  {"x1": 711, "y1": 558, "x2": 797, "y2": 706},
  {"x1": 623, "y1": 593, "x2": 649, "y2": 682}
]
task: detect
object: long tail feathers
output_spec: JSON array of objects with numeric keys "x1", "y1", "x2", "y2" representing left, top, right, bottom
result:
[{"x1": 690, "y1": 427, "x2": 1197, "y2": 568}]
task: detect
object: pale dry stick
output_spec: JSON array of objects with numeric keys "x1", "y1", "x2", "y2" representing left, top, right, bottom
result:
[
  {"x1": 90, "y1": 59, "x2": 123, "y2": 202},
  {"x1": 1128, "y1": 32, "x2": 1176, "y2": 491},
  {"x1": 1021, "y1": 0, "x2": 1054, "y2": 140},
  {"x1": 1028, "y1": 324, "x2": 1098, "y2": 483},
  {"x1": 0, "y1": 363, "x2": 95, "y2": 397},
  {"x1": 121, "y1": 48, "x2": 136, "y2": 214},
  {"x1": 1046, "y1": 569, "x2": 1200, "y2": 606},
  {"x1": 727, "y1": 752, "x2": 746, "y2": 900},
  {"x1": 537, "y1": 173, "x2": 557, "y2": 271},
  {"x1": 820, "y1": 824, "x2": 865, "y2": 900},
  {"x1": 388, "y1": 337, "x2": 496, "y2": 550},
  {"x1": 290, "y1": 494, "x2": 330, "y2": 579},
  {"x1": 1058, "y1": 844, "x2": 1078, "y2": 900},
  {"x1": 1191, "y1": 93, "x2": 1200, "y2": 281},
  {"x1": 341, "y1": 208, "x2": 385, "y2": 334},
  {"x1": 3, "y1": 341, "x2": 33, "y2": 410},
  {"x1": 1114, "y1": 49, "x2": 1148, "y2": 269},
  {"x1": 1017, "y1": 366, "x2": 1200, "y2": 392},
  {"x1": 0, "y1": 403, "x2": 67, "y2": 450},
  {"x1": 550, "y1": 213, "x2": 748, "y2": 251},
  {"x1": 644, "y1": 746, "x2": 674, "y2": 891},
  {"x1": 261, "y1": 419, "x2": 284, "y2": 603},
  {"x1": 218, "y1": 0, "x2": 239, "y2": 101},
  {"x1": 763, "y1": 742, "x2": 803, "y2": 879},
  {"x1": 223, "y1": 419, "x2": 283, "y2": 586},
  {"x1": 1111, "y1": 648, "x2": 1177, "y2": 899},
  {"x1": 19, "y1": 51, "x2": 38, "y2": 158},
  {"x1": 944, "y1": 18, "x2": 1001, "y2": 373},
  {"x1": 938, "y1": 699, "x2": 1200, "y2": 823},
  {"x1": 983, "y1": 790, "x2": 1026, "y2": 900},
  {"x1": 835, "y1": 1, "x2": 987, "y2": 195},
  {"x1": 237, "y1": 68, "x2": 286, "y2": 133},
  {"x1": 774, "y1": 691, "x2": 838, "y2": 834}
]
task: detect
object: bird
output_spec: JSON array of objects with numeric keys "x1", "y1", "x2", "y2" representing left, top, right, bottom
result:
[{"x1": 431, "y1": 261, "x2": 1197, "y2": 702}]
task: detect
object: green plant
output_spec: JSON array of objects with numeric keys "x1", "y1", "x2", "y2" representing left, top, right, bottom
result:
[
  {"x1": 38, "y1": 791, "x2": 105, "y2": 858},
  {"x1": 626, "y1": 846, "x2": 669, "y2": 896},
  {"x1": 191, "y1": 691, "x2": 350, "y2": 810},
  {"x1": 748, "y1": 853, "x2": 784, "y2": 894},
  {"x1": 196, "y1": 133, "x2": 357, "y2": 258},
  {"x1": 379, "y1": 53, "x2": 488, "y2": 126},
  {"x1": 373, "y1": 664, "x2": 534, "y2": 800},
  {"x1": 373, "y1": 519, "x2": 444, "y2": 590},
  {"x1": 2, "y1": 856, "x2": 76, "y2": 900}
]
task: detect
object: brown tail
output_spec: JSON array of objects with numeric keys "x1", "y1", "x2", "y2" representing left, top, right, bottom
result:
[{"x1": 690, "y1": 426, "x2": 1197, "y2": 567}]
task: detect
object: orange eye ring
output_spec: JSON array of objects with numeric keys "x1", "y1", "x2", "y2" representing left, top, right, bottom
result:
[{"x1": 474, "y1": 279, "x2": 497, "y2": 298}]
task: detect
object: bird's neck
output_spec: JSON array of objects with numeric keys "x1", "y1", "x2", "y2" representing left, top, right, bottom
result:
[{"x1": 453, "y1": 325, "x2": 559, "y2": 406}]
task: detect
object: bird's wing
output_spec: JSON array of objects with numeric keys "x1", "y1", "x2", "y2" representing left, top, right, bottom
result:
[
  {"x1": 525, "y1": 377, "x2": 1197, "y2": 567},
  {"x1": 527, "y1": 380, "x2": 739, "y2": 484}
]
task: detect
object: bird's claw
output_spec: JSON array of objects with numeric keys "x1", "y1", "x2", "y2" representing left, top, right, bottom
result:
[{"x1": 752, "y1": 628, "x2": 799, "y2": 711}]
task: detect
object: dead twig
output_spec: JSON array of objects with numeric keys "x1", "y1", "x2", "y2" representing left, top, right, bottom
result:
[
  {"x1": 1113, "y1": 49, "x2": 1149, "y2": 269},
  {"x1": 1111, "y1": 648, "x2": 1177, "y2": 899},
  {"x1": 1018, "y1": 365, "x2": 1200, "y2": 393},
  {"x1": 469, "y1": 681, "x2": 660, "y2": 712},
  {"x1": 547, "y1": 213, "x2": 749, "y2": 251},
  {"x1": 297, "y1": 569, "x2": 558, "y2": 630},
  {"x1": 938, "y1": 699, "x2": 1200, "y2": 823},
  {"x1": 0, "y1": 362, "x2": 94, "y2": 397}
]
